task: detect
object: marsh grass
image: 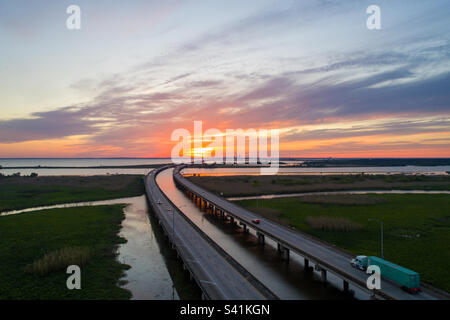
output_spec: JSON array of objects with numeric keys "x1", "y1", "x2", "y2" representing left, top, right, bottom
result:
[
  {"x1": 0, "y1": 205, "x2": 131, "y2": 299},
  {"x1": 306, "y1": 216, "x2": 363, "y2": 232},
  {"x1": 0, "y1": 175, "x2": 145, "y2": 212},
  {"x1": 299, "y1": 194, "x2": 386, "y2": 205},
  {"x1": 188, "y1": 174, "x2": 450, "y2": 197},
  {"x1": 25, "y1": 247, "x2": 91, "y2": 276}
]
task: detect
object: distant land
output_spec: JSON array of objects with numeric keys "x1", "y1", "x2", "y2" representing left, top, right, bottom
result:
[{"x1": 299, "y1": 158, "x2": 450, "y2": 167}]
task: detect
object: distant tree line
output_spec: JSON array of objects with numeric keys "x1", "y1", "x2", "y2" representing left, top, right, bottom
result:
[{"x1": 0, "y1": 172, "x2": 38, "y2": 178}]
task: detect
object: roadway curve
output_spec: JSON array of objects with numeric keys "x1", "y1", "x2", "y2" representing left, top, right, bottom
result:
[
  {"x1": 173, "y1": 165, "x2": 443, "y2": 300},
  {"x1": 145, "y1": 166, "x2": 278, "y2": 300}
]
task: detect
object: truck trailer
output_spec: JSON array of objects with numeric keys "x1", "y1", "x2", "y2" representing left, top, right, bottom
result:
[{"x1": 351, "y1": 255, "x2": 420, "y2": 293}]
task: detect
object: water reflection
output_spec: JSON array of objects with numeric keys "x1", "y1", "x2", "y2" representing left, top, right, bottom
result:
[
  {"x1": 182, "y1": 166, "x2": 450, "y2": 176},
  {"x1": 0, "y1": 168, "x2": 153, "y2": 176},
  {"x1": 228, "y1": 190, "x2": 450, "y2": 201},
  {"x1": 117, "y1": 196, "x2": 179, "y2": 300}
]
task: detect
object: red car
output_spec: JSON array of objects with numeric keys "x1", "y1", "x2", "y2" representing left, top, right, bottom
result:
[{"x1": 252, "y1": 219, "x2": 260, "y2": 224}]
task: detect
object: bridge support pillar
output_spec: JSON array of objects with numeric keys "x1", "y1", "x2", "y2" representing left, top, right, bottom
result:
[
  {"x1": 343, "y1": 280, "x2": 349, "y2": 292},
  {"x1": 321, "y1": 269, "x2": 327, "y2": 283},
  {"x1": 277, "y1": 244, "x2": 290, "y2": 260},
  {"x1": 257, "y1": 232, "x2": 265, "y2": 245},
  {"x1": 229, "y1": 216, "x2": 235, "y2": 224},
  {"x1": 241, "y1": 223, "x2": 248, "y2": 233}
]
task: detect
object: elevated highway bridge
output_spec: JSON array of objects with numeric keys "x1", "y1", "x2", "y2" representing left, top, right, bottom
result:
[
  {"x1": 144, "y1": 166, "x2": 278, "y2": 300},
  {"x1": 172, "y1": 165, "x2": 443, "y2": 300}
]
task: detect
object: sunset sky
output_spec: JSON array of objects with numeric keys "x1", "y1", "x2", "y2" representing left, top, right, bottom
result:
[{"x1": 0, "y1": 0, "x2": 449, "y2": 158}]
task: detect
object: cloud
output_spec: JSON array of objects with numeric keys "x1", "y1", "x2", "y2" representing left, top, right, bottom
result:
[
  {"x1": 281, "y1": 117, "x2": 450, "y2": 143},
  {"x1": 1, "y1": 1, "x2": 449, "y2": 156},
  {"x1": 0, "y1": 107, "x2": 102, "y2": 143},
  {"x1": 1, "y1": 51, "x2": 449, "y2": 150}
]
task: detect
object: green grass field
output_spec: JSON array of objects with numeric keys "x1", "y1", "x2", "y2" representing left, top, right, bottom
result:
[
  {"x1": 0, "y1": 205, "x2": 132, "y2": 299},
  {"x1": 236, "y1": 194, "x2": 450, "y2": 292},
  {"x1": 188, "y1": 174, "x2": 450, "y2": 197},
  {"x1": 0, "y1": 175, "x2": 145, "y2": 212}
]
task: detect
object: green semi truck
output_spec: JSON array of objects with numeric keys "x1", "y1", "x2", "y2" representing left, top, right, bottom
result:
[{"x1": 350, "y1": 255, "x2": 420, "y2": 293}]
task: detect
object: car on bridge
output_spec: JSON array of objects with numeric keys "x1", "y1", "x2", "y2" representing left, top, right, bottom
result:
[{"x1": 252, "y1": 219, "x2": 260, "y2": 224}]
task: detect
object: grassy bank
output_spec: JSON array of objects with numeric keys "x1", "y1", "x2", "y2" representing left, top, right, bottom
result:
[
  {"x1": 187, "y1": 174, "x2": 450, "y2": 197},
  {"x1": 236, "y1": 194, "x2": 450, "y2": 292},
  {"x1": 0, "y1": 175, "x2": 145, "y2": 212},
  {"x1": 0, "y1": 205, "x2": 131, "y2": 299}
]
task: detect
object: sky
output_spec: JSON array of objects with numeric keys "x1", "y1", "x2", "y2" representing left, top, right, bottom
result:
[{"x1": 0, "y1": 0, "x2": 449, "y2": 158}]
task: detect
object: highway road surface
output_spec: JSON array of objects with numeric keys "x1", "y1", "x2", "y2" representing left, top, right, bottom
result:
[{"x1": 173, "y1": 165, "x2": 444, "y2": 300}]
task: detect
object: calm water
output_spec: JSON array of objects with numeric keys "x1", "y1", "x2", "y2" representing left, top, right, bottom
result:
[
  {"x1": 0, "y1": 168, "x2": 156, "y2": 176},
  {"x1": 1, "y1": 196, "x2": 178, "y2": 300},
  {"x1": 0, "y1": 158, "x2": 171, "y2": 167},
  {"x1": 156, "y1": 168, "x2": 365, "y2": 300},
  {"x1": 117, "y1": 196, "x2": 179, "y2": 300},
  {"x1": 182, "y1": 166, "x2": 450, "y2": 176},
  {"x1": 0, "y1": 158, "x2": 171, "y2": 176},
  {"x1": 228, "y1": 190, "x2": 450, "y2": 201},
  {"x1": 1, "y1": 159, "x2": 449, "y2": 176}
]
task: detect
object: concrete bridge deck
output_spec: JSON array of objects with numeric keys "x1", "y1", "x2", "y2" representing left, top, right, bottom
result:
[
  {"x1": 173, "y1": 165, "x2": 443, "y2": 300},
  {"x1": 144, "y1": 166, "x2": 278, "y2": 300}
]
